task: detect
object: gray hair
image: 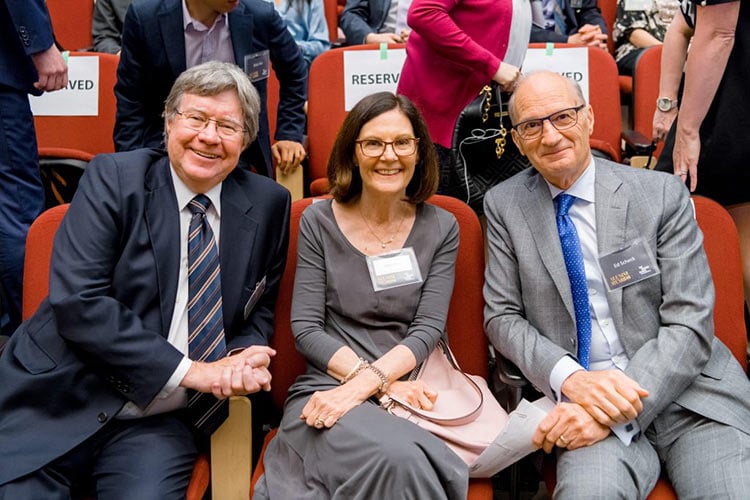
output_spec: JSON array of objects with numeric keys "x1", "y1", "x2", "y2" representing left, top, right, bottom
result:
[
  {"x1": 508, "y1": 71, "x2": 587, "y2": 125},
  {"x1": 164, "y1": 61, "x2": 260, "y2": 147}
]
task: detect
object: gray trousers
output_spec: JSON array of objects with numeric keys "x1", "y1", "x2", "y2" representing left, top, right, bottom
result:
[{"x1": 555, "y1": 403, "x2": 750, "y2": 499}]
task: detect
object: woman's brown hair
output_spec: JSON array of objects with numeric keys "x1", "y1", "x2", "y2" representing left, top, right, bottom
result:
[{"x1": 327, "y1": 92, "x2": 439, "y2": 204}]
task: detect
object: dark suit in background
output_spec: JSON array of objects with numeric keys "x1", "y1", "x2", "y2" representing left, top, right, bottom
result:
[
  {"x1": 340, "y1": 0, "x2": 390, "y2": 44},
  {"x1": 0, "y1": 0, "x2": 66, "y2": 337},
  {"x1": 114, "y1": 0, "x2": 307, "y2": 177}
]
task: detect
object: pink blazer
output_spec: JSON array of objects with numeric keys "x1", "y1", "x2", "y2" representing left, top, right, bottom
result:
[{"x1": 397, "y1": 0, "x2": 515, "y2": 148}]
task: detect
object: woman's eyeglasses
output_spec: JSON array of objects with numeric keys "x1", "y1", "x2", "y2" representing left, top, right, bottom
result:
[{"x1": 355, "y1": 137, "x2": 420, "y2": 158}]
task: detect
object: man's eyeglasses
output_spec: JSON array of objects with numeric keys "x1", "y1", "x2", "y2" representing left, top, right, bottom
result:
[
  {"x1": 355, "y1": 137, "x2": 420, "y2": 158},
  {"x1": 175, "y1": 110, "x2": 244, "y2": 140},
  {"x1": 512, "y1": 105, "x2": 586, "y2": 140}
]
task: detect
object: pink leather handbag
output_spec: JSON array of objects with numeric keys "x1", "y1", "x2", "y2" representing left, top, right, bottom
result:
[{"x1": 381, "y1": 342, "x2": 511, "y2": 477}]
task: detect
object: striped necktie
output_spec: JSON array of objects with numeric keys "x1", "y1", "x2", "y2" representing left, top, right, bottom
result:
[
  {"x1": 556, "y1": 194, "x2": 591, "y2": 368},
  {"x1": 187, "y1": 194, "x2": 228, "y2": 434}
]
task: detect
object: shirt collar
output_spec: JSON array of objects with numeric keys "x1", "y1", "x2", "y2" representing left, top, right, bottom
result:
[
  {"x1": 182, "y1": 0, "x2": 227, "y2": 31},
  {"x1": 545, "y1": 156, "x2": 596, "y2": 203},
  {"x1": 169, "y1": 165, "x2": 223, "y2": 217}
]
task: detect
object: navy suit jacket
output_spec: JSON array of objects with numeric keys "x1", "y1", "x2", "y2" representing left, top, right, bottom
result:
[
  {"x1": 529, "y1": 0, "x2": 607, "y2": 43},
  {"x1": 339, "y1": 0, "x2": 391, "y2": 45},
  {"x1": 114, "y1": 0, "x2": 308, "y2": 177},
  {"x1": 0, "y1": 0, "x2": 56, "y2": 94},
  {"x1": 0, "y1": 148, "x2": 290, "y2": 485}
]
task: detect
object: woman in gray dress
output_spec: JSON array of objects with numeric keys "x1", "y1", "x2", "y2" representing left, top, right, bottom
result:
[{"x1": 255, "y1": 92, "x2": 469, "y2": 499}]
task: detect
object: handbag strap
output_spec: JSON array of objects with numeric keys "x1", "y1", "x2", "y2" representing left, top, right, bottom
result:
[{"x1": 386, "y1": 341, "x2": 485, "y2": 425}]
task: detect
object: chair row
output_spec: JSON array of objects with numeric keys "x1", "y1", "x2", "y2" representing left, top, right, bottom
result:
[
  {"x1": 22, "y1": 193, "x2": 493, "y2": 498},
  {"x1": 23, "y1": 191, "x2": 747, "y2": 499},
  {"x1": 33, "y1": 41, "x2": 664, "y2": 206}
]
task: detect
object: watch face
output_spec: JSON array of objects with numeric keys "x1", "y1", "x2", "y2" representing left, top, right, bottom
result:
[{"x1": 657, "y1": 98, "x2": 674, "y2": 112}]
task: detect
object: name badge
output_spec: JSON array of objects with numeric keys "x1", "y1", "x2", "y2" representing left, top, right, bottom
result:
[
  {"x1": 366, "y1": 247, "x2": 423, "y2": 291},
  {"x1": 244, "y1": 50, "x2": 270, "y2": 83},
  {"x1": 598, "y1": 238, "x2": 660, "y2": 291},
  {"x1": 570, "y1": 0, "x2": 583, "y2": 9},
  {"x1": 624, "y1": 0, "x2": 650, "y2": 11}
]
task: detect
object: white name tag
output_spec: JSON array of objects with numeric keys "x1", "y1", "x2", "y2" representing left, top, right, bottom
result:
[
  {"x1": 244, "y1": 50, "x2": 270, "y2": 83},
  {"x1": 624, "y1": 0, "x2": 651, "y2": 11},
  {"x1": 366, "y1": 247, "x2": 423, "y2": 291}
]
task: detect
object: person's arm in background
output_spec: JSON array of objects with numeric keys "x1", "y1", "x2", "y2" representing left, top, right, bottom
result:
[
  {"x1": 113, "y1": 3, "x2": 152, "y2": 151},
  {"x1": 614, "y1": 0, "x2": 662, "y2": 49},
  {"x1": 341, "y1": 0, "x2": 396, "y2": 44},
  {"x1": 5, "y1": 0, "x2": 68, "y2": 92},
  {"x1": 571, "y1": 0, "x2": 608, "y2": 50},
  {"x1": 296, "y1": 0, "x2": 331, "y2": 65},
  {"x1": 407, "y1": 0, "x2": 519, "y2": 89},
  {"x1": 673, "y1": 0, "x2": 738, "y2": 190},
  {"x1": 653, "y1": 14, "x2": 693, "y2": 141},
  {"x1": 92, "y1": 0, "x2": 128, "y2": 55},
  {"x1": 263, "y1": 3, "x2": 308, "y2": 173}
]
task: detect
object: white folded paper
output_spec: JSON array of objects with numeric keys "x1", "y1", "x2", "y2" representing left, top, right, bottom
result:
[{"x1": 469, "y1": 397, "x2": 555, "y2": 477}]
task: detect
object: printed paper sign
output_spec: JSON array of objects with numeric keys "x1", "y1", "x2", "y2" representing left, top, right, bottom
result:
[
  {"x1": 522, "y1": 47, "x2": 589, "y2": 103},
  {"x1": 30, "y1": 55, "x2": 99, "y2": 116},
  {"x1": 344, "y1": 49, "x2": 407, "y2": 111}
]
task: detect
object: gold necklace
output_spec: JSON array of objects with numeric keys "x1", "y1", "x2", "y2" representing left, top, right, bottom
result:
[{"x1": 358, "y1": 204, "x2": 407, "y2": 249}]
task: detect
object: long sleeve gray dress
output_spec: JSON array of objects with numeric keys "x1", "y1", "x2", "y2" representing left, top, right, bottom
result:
[{"x1": 255, "y1": 200, "x2": 469, "y2": 499}]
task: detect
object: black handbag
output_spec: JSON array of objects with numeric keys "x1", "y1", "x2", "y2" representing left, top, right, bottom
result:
[{"x1": 446, "y1": 83, "x2": 530, "y2": 215}]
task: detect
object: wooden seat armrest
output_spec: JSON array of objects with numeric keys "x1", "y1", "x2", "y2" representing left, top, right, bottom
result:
[{"x1": 211, "y1": 396, "x2": 252, "y2": 499}]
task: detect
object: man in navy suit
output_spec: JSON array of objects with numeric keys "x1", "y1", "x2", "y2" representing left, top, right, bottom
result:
[
  {"x1": 529, "y1": 0, "x2": 608, "y2": 50},
  {"x1": 0, "y1": 61, "x2": 290, "y2": 498},
  {"x1": 114, "y1": 0, "x2": 308, "y2": 178},
  {"x1": 0, "y1": 0, "x2": 67, "y2": 337}
]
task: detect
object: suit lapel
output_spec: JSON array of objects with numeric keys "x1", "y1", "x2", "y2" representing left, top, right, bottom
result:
[
  {"x1": 520, "y1": 172, "x2": 577, "y2": 322},
  {"x1": 594, "y1": 160, "x2": 628, "y2": 336},
  {"x1": 229, "y1": 3, "x2": 255, "y2": 68},
  {"x1": 219, "y1": 171, "x2": 258, "y2": 328},
  {"x1": 145, "y1": 158, "x2": 181, "y2": 337},
  {"x1": 159, "y1": 0, "x2": 187, "y2": 78}
]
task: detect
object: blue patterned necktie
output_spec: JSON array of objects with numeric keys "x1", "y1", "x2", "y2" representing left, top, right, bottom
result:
[
  {"x1": 556, "y1": 194, "x2": 591, "y2": 369},
  {"x1": 187, "y1": 194, "x2": 228, "y2": 434}
]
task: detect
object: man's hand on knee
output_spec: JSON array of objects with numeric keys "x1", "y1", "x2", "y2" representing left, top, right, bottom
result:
[
  {"x1": 561, "y1": 369, "x2": 649, "y2": 426},
  {"x1": 533, "y1": 403, "x2": 612, "y2": 453}
]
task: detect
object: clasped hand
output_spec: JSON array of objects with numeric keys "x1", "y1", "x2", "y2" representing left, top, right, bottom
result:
[
  {"x1": 301, "y1": 380, "x2": 436, "y2": 429},
  {"x1": 181, "y1": 345, "x2": 275, "y2": 399},
  {"x1": 561, "y1": 369, "x2": 649, "y2": 426},
  {"x1": 568, "y1": 24, "x2": 608, "y2": 51},
  {"x1": 534, "y1": 402, "x2": 611, "y2": 453}
]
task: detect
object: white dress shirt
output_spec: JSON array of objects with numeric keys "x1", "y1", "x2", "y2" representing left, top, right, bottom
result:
[{"x1": 117, "y1": 168, "x2": 222, "y2": 418}]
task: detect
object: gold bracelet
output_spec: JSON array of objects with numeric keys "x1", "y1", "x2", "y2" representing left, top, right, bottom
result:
[
  {"x1": 367, "y1": 364, "x2": 390, "y2": 395},
  {"x1": 340, "y1": 358, "x2": 366, "y2": 384}
]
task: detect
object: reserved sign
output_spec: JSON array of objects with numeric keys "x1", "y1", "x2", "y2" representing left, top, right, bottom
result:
[
  {"x1": 343, "y1": 48, "x2": 406, "y2": 111},
  {"x1": 522, "y1": 47, "x2": 590, "y2": 103},
  {"x1": 30, "y1": 55, "x2": 99, "y2": 116}
]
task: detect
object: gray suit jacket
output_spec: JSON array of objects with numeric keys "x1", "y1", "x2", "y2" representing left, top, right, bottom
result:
[{"x1": 483, "y1": 159, "x2": 750, "y2": 435}]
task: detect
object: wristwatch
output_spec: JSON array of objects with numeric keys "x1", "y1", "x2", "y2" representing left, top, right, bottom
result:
[{"x1": 656, "y1": 97, "x2": 678, "y2": 112}]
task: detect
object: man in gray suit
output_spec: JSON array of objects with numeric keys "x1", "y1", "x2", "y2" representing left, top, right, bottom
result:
[{"x1": 484, "y1": 71, "x2": 750, "y2": 498}]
